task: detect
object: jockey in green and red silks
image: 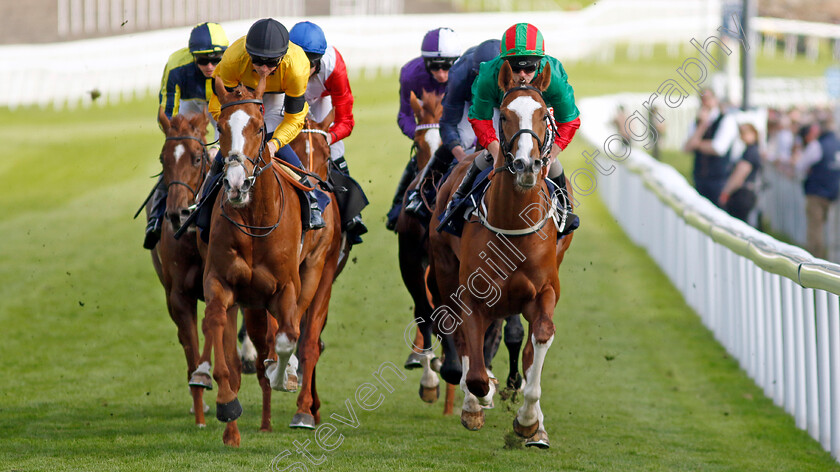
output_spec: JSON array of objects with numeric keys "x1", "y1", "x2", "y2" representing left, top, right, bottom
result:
[{"x1": 448, "y1": 23, "x2": 582, "y2": 237}]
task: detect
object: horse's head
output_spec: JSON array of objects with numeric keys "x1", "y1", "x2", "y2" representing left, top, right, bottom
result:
[
  {"x1": 293, "y1": 109, "x2": 334, "y2": 181},
  {"x1": 410, "y1": 90, "x2": 443, "y2": 169},
  {"x1": 214, "y1": 77, "x2": 267, "y2": 207},
  {"x1": 157, "y1": 109, "x2": 210, "y2": 232},
  {"x1": 497, "y1": 60, "x2": 553, "y2": 191}
]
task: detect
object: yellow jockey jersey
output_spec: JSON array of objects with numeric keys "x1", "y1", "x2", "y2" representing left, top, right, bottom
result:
[{"x1": 209, "y1": 37, "x2": 310, "y2": 148}]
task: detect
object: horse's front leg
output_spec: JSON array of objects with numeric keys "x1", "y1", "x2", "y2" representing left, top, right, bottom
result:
[
  {"x1": 265, "y1": 281, "x2": 301, "y2": 393},
  {"x1": 243, "y1": 308, "x2": 274, "y2": 432},
  {"x1": 292, "y1": 258, "x2": 336, "y2": 429},
  {"x1": 203, "y1": 277, "x2": 243, "y2": 435},
  {"x1": 459, "y1": 306, "x2": 494, "y2": 431},
  {"x1": 515, "y1": 288, "x2": 557, "y2": 448}
]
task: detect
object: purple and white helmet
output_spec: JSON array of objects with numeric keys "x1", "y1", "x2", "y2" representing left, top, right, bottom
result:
[
  {"x1": 421, "y1": 27, "x2": 461, "y2": 72},
  {"x1": 421, "y1": 27, "x2": 461, "y2": 60}
]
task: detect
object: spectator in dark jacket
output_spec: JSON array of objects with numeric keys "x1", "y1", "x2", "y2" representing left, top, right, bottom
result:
[
  {"x1": 794, "y1": 118, "x2": 840, "y2": 259},
  {"x1": 719, "y1": 122, "x2": 761, "y2": 222}
]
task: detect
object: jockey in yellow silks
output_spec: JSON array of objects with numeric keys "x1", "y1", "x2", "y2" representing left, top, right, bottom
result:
[{"x1": 204, "y1": 18, "x2": 325, "y2": 231}]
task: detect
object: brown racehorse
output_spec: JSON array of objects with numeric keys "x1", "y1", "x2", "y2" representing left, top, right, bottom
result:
[
  {"x1": 241, "y1": 111, "x2": 343, "y2": 432},
  {"x1": 199, "y1": 77, "x2": 339, "y2": 446},
  {"x1": 429, "y1": 62, "x2": 574, "y2": 448},
  {"x1": 394, "y1": 91, "x2": 451, "y2": 404},
  {"x1": 149, "y1": 110, "x2": 213, "y2": 426}
]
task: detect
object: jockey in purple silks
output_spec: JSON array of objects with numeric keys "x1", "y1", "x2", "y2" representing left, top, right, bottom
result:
[{"x1": 386, "y1": 27, "x2": 461, "y2": 231}]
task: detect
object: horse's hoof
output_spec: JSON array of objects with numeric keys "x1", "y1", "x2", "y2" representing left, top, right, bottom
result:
[
  {"x1": 404, "y1": 351, "x2": 424, "y2": 370},
  {"x1": 289, "y1": 412, "x2": 316, "y2": 429},
  {"x1": 241, "y1": 357, "x2": 257, "y2": 375},
  {"x1": 525, "y1": 430, "x2": 550, "y2": 449},
  {"x1": 513, "y1": 417, "x2": 539, "y2": 438},
  {"x1": 419, "y1": 384, "x2": 440, "y2": 403},
  {"x1": 216, "y1": 398, "x2": 243, "y2": 423},
  {"x1": 188, "y1": 372, "x2": 213, "y2": 390},
  {"x1": 460, "y1": 409, "x2": 485, "y2": 431},
  {"x1": 430, "y1": 357, "x2": 442, "y2": 373},
  {"x1": 197, "y1": 423, "x2": 206, "y2": 428}
]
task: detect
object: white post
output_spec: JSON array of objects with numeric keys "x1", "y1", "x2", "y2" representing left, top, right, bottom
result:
[{"x1": 816, "y1": 290, "x2": 831, "y2": 450}]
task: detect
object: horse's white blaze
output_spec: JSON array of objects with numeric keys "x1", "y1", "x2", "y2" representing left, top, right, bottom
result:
[
  {"x1": 229, "y1": 109, "x2": 250, "y2": 155},
  {"x1": 507, "y1": 95, "x2": 541, "y2": 161},
  {"x1": 173, "y1": 144, "x2": 185, "y2": 163},
  {"x1": 425, "y1": 128, "x2": 442, "y2": 155},
  {"x1": 517, "y1": 334, "x2": 554, "y2": 428}
]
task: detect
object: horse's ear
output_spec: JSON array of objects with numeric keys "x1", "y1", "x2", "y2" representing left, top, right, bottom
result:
[
  {"x1": 409, "y1": 91, "x2": 423, "y2": 120},
  {"x1": 190, "y1": 111, "x2": 209, "y2": 136},
  {"x1": 214, "y1": 77, "x2": 230, "y2": 103},
  {"x1": 498, "y1": 60, "x2": 517, "y2": 92},
  {"x1": 158, "y1": 107, "x2": 170, "y2": 134},
  {"x1": 254, "y1": 75, "x2": 267, "y2": 100},
  {"x1": 530, "y1": 62, "x2": 552, "y2": 92}
]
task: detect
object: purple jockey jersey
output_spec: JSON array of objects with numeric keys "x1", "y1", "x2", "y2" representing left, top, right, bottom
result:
[{"x1": 397, "y1": 56, "x2": 447, "y2": 139}]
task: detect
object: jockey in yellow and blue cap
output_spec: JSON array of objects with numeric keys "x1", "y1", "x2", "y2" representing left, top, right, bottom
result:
[{"x1": 145, "y1": 22, "x2": 228, "y2": 250}]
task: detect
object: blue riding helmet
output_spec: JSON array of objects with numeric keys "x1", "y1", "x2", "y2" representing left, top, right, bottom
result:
[{"x1": 289, "y1": 21, "x2": 327, "y2": 56}]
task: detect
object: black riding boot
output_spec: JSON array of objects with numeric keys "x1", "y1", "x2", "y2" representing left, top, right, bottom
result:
[
  {"x1": 549, "y1": 171, "x2": 579, "y2": 236},
  {"x1": 143, "y1": 179, "x2": 167, "y2": 250},
  {"x1": 385, "y1": 157, "x2": 417, "y2": 231},
  {"x1": 405, "y1": 146, "x2": 454, "y2": 217},
  {"x1": 195, "y1": 157, "x2": 225, "y2": 242},
  {"x1": 448, "y1": 158, "x2": 483, "y2": 208},
  {"x1": 302, "y1": 176, "x2": 326, "y2": 231}
]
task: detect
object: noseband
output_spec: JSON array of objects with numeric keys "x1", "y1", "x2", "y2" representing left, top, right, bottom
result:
[
  {"x1": 162, "y1": 134, "x2": 209, "y2": 199},
  {"x1": 497, "y1": 85, "x2": 556, "y2": 173}
]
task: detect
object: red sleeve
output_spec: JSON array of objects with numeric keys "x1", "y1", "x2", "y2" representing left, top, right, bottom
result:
[
  {"x1": 554, "y1": 117, "x2": 580, "y2": 151},
  {"x1": 469, "y1": 118, "x2": 498, "y2": 149},
  {"x1": 324, "y1": 49, "x2": 354, "y2": 143}
]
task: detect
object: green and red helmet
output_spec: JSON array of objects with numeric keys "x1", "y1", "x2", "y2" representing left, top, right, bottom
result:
[{"x1": 500, "y1": 23, "x2": 545, "y2": 58}]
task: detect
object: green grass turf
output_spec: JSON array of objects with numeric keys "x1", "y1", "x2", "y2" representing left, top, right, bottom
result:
[{"x1": 1, "y1": 52, "x2": 839, "y2": 471}]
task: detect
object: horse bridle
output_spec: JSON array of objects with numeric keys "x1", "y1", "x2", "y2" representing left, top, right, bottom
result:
[
  {"x1": 216, "y1": 97, "x2": 287, "y2": 238},
  {"x1": 219, "y1": 98, "x2": 269, "y2": 192},
  {"x1": 161, "y1": 134, "x2": 210, "y2": 200},
  {"x1": 497, "y1": 85, "x2": 556, "y2": 173}
]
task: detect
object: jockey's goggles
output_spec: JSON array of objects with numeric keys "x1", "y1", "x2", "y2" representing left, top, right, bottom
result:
[
  {"x1": 506, "y1": 56, "x2": 541, "y2": 74},
  {"x1": 194, "y1": 54, "x2": 222, "y2": 66},
  {"x1": 250, "y1": 54, "x2": 283, "y2": 67},
  {"x1": 424, "y1": 57, "x2": 456, "y2": 72}
]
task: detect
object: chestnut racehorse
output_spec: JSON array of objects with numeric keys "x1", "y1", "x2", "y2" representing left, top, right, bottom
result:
[
  {"x1": 429, "y1": 62, "x2": 574, "y2": 448},
  {"x1": 200, "y1": 78, "x2": 339, "y2": 446},
  {"x1": 150, "y1": 110, "x2": 213, "y2": 426},
  {"x1": 241, "y1": 111, "x2": 343, "y2": 432}
]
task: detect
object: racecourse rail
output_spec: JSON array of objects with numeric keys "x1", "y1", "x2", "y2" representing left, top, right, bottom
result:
[{"x1": 581, "y1": 95, "x2": 840, "y2": 462}]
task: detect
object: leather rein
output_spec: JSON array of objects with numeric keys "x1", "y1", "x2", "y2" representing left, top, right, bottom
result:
[{"x1": 217, "y1": 97, "x2": 285, "y2": 238}]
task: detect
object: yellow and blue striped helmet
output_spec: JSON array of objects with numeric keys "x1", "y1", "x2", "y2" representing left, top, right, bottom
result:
[{"x1": 188, "y1": 22, "x2": 228, "y2": 55}]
